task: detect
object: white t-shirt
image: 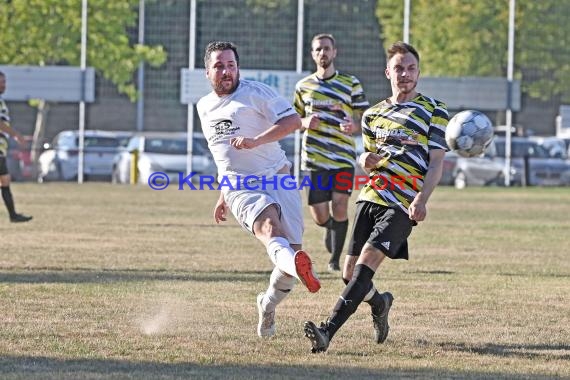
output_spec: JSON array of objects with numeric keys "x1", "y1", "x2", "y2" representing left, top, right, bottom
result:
[{"x1": 197, "y1": 79, "x2": 297, "y2": 182}]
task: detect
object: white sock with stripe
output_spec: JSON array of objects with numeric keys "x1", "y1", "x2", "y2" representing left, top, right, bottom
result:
[
  {"x1": 263, "y1": 267, "x2": 296, "y2": 312},
  {"x1": 266, "y1": 236, "x2": 297, "y2": 278}
]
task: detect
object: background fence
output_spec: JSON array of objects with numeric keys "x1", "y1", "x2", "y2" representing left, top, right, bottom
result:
[{"x1": 5, "y1": 0, "x2": 570, "y2": 141}]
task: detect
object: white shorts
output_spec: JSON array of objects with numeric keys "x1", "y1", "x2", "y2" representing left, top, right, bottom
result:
[{"x1": 223, "y1": 174, "x2": 303, "y2": 245}]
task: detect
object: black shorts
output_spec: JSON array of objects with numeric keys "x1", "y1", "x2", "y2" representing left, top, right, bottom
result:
[
  {"x1": 305, "y1": 168, "x2": 354, "y2": 205},
  {"x1": 0, "y1": 156, "x2": 8, "y2": 176},
  {"x1": 347, "y1": 201, "x2": 416, "y2": 260}
]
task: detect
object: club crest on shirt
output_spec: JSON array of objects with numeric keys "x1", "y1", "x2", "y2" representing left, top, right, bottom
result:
[
  {"x1": 375, "y1": 129, "x2": 419, "y2": 146},
  {"x1": 209, "y1": 119, "x2": 240, "y2": 143},
  {"x1": 211, "y1": 119, "x2": 233, "y2": 134}
]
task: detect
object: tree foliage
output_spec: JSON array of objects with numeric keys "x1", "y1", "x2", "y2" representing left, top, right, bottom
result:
[
  {"x1": 376, "y1": 0, "x2": 570, "y2": 102},
  {"x1": 0, "y1": 0, "x2": 167, "y2": 101}
]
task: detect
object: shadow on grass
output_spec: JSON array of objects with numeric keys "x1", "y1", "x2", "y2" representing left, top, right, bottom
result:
[
  {"x1": 432, "y1": 341, "x2": 570, "y2": 360},
  {"x1": 140, "y1": 223, "x2": 241, "y2": 228},
  {"x1": 407, "y1": 270, "x2": 455, "y2": 275},
  {"x1": 0, "y1": 355, "x2": 553, "y2": 380},
  {"x1": 0, "y1": 267, "x2": 271, "y2": 284},
  {"x1": 498, "y1": 272, "x2": 570, "y2": 279}
]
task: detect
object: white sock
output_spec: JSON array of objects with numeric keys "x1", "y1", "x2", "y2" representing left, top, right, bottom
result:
[
  {"x1": 363, "y1": 286, "x2": 377, "y2": 302},
  {"x1": 266, "y1": 236, "x2": 297, "y2": 278},
  {"x1": 263, "y1": 267, "x2": 296, "y2": 312}
]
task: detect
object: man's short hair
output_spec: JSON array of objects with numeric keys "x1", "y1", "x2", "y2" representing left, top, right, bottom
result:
[
  {"x1": 311, "y1": 33, "x2": 336, "y2": 49},
  {"x1": 0, "y1": 71, "x2": 5, "y2": 78},
  {"x1": 386, "y1": 41, "x2": 420, "y2": 65},
  {"x1": 204, "y1": 41, "x2": 239, "y2": 68}
]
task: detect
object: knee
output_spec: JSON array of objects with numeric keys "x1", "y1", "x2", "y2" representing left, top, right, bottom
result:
[
  {"x1": 255, "y1": 216, "x2": 282, "y2": 237},
  {"x1": 331, "y1": 195, "x2": 349, "y2": 214},
  {"x1": 359, "y1": 244, "x2": 385, "y2": 269},
  {"x1": 312, "y1": 212, "x2": 330, "y2": 227},
  {"x1": 316, "y1": 216, "x2": 332, "y2": 228}
]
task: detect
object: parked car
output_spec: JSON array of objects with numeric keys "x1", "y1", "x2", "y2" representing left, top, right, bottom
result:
[
  {"x1": 111, "y1": 132, "x2": 217, "y2": 185},
  {"x1": 493, "y1": 136, "x2": 570, "y2": 186},
  {"x1": 439, "y1": 152, "x2": 460, "y2": 186},
  {"x1": 448, "y1": 136, "x2": 570, "y2": 189},
  {"x1": 447, "y1": 149, "x2": 507, "y2": 189},
  {"x1": 562, "y1": 137, "x2": 570, "y2": 154},
  {"x1": 529, "y1": 136, "x2": 568, "y2": 159},
  {"x1": 6, "y1": 135, "x2": 35, "y2": 181},
  {"x1": 38, "y1": 130, "x2": 131, "y2": 182}
]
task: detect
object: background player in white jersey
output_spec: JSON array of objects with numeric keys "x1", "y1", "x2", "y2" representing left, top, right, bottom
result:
[
  {"x1": 294, "y1": 34, "x2": 369, "y2": 272},
  {"x1": 0, "y1": 71, "x2": 32, "y2": 223},
  {"x1": 197, "y1": 41, "x2": 321, "y2": 338},
  {"x1": 303, "y1": 41, "x2": 449, "y2": 353}
]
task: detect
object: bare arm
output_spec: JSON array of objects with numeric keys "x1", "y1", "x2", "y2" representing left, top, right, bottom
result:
[
  {"x1": 408, "y1": 149, "x2": 445, "y2": 222},
  {"x1": 230, "y1": 113, "x2": 301, "y2": 149},
  {"x1": 0, "y1": 120, "x2": 25, "y2": 146}
]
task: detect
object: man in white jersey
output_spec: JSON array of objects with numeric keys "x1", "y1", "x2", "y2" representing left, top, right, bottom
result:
[
  {"x1": 0, "y1": 71, "x2": 32, "y2": 223},
  {"x1": 197, "y1": 41, "x2": 321, "y2": 338}
]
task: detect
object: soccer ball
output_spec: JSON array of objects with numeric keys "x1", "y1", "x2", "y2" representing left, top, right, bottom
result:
[{"x1": 445, "y1": 110, "x2": 494, "y2": 158}]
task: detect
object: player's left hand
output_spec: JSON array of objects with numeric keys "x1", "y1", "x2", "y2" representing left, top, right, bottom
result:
[
  {"x1": 408, "y1": 197, "x2": 427, "y2": 222},
  {"x1": 230, "y1": 136, "x2": 258, "y2": 150},
  {"x1": 14, "y1": 134, "x2": 27, "y2": 148},
  {"x1": 339, "y1": 116, "x2": 355, "y2": 135}
]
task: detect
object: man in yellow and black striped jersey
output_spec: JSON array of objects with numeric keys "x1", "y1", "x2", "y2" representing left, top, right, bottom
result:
[
  {"x1": 303, "y1": 41, "x2": 449, "y2": 353},
  {"x1": 0, "y1": 71, "x2": 32, "y2": 223},
  {"x1": 294, "y1": 33, "x2": 369, "y2": 272}
]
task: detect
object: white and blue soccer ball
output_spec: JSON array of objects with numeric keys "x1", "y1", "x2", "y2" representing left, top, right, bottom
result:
[{"x1": 445, "y1": 110, "x2": 494, "y2": 158}]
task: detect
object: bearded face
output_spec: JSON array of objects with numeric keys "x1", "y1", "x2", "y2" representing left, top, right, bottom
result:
[
  {"x1": 311, "y1": 38, "x2": 337, "y2": 71},
  {"x1": 385, "y1": 52, "x2": 420, "y2": 96},
  {"x1": 206, "y1": 49, "x2": 240, "y2": 96},
  {"x1": 212, "y1": 69, "x2": 239, "y2": 95}
]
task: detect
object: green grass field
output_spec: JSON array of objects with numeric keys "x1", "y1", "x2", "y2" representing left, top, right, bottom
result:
[{"x1": 1, "y1": 183, "x2": 569, "y2": 379}]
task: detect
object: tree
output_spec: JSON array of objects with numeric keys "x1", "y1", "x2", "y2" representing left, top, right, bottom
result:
[
  {"x1": 376, "y1": 0, "x2": 570, "y2": 103},
  {"x1": 0, "y1": 0, "x2": 166, "y2": 177}
]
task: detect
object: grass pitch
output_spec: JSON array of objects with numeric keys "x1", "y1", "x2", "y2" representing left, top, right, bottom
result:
[{"x1": 1, "y1": 183, "x2": 569, "y2": 379}]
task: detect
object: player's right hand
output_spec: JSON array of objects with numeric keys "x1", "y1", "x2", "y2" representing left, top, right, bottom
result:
[
  {"x1": 213, "y1": 199, "x2": 228, "y2": 224},
  {"x1": 304, "y1": 114, "x2": 320, "y2": 130},
  {"x1": 359, "y1": 152, "x2": 383, "y2": 169},
  {"x1": 230, "y1": 136, "x2": 258, "y2": 149}
]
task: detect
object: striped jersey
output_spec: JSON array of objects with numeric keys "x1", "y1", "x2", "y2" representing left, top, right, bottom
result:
[
  {"x1": 0, "y1": 97, "x2": 10, "y2": 150},
  {"x1": 294, "y1": 71, "x2": 369, "y2": 171},
  {"x1": 358, "y1": 94, "x2": 449, "y2": 212}
]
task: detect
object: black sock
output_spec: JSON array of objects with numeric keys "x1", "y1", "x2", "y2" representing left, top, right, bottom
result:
[
  {"x1": 344, "y1": 276, "x2": 379, "y2": 306},
  {"x1": 329, "y1": 219, "x2": 348, "y2": 264},
  {"x1": 326, "y1": 264, "x2": 375, "y2": 339},
  {"x1": 1, "y1": 186, "x2": 17, "y2": 218}
]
